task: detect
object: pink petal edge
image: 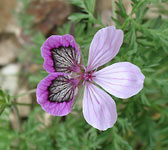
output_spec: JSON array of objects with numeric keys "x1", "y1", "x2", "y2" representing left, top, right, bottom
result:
[
  {"x1": 36, "y1": 73, "x2": 75, "y2": 116},
  {"x1": 41, "y1": 34, "x2": 80, "y2": 73}
]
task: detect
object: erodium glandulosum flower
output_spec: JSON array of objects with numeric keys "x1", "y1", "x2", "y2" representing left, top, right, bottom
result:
[{"x1": 36, "y1": 26, "x2": 145, "y2": 130}]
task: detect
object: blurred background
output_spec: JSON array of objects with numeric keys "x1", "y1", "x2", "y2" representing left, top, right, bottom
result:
[{"x1": 0, "y1": 0, "x2": 168, "y2": 150}]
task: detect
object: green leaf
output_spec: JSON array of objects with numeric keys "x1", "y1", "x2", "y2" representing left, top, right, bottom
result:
[
  {"x1": 0, "y1": 89, "x2": 11, "y2": 115},
  {"x1": 68, "y1": 13, "x2": 89, "y2": 22}
]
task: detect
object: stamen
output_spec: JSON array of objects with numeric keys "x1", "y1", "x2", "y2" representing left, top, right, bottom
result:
[{"x1": 80, "y1": 71, "x2": 96, "y2": 83}]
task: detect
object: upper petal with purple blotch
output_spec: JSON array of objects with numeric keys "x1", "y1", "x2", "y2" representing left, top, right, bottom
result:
[
  {"x1": 41, "y1": 34, "x2": 80, "y2": 73},
  {"x1": 36, "y1": 73, "x2": 78, "y2": 116},
  {"x1": 83, "y1": 82, "x2": 117, "y2": 131},
  {"x1": 93, "y1": 62, "x2": 145, "y2": 99},
  {"x1": 86, "y1": 26, "x2": 123, "y2": 71}
]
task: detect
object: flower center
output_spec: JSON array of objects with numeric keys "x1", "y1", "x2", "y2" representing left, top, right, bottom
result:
[{"x1": 81, "y1": 71, "x2": 95, "y2": 83}]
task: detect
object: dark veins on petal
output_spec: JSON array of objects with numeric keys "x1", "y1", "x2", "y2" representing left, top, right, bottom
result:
[
  {"x1": 48, "y1": 76, "x2": 76, "y2": 103},
  {"x1": 51, "y1": 46, "x2": 79, "y2": 73}
]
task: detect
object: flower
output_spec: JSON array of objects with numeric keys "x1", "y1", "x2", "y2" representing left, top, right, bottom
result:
[{"x1": 36, "y1": 26, "x2": 145, "y2": 131}]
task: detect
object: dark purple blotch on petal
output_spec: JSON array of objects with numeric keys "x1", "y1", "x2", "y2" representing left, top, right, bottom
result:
[
  {"x1": 37, "y1": 73, "x2": 79, "y2": 116},
  {"x1": 51, "y1": 46, "x2": 80, "y2": 73},
  {"x1": 48, "y1": 75, "x2": 77, "y2": 103}
]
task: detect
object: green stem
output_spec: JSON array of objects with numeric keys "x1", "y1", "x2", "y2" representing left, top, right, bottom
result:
[
  {"x1": 13, "y1": 105, "x2": 21, "y2": 130},
  {"x1": 130, "y1": 0, "x2": 145, "y2": 16},
  {"x1": 8, "y1": 102, "x2": 39, "y2": 107},
  {"x1": 11, "y1": 89, "x2": 36, "y2": 99},
  {"x1": 121, "y1": 18, "x2": 129, "y2": 30},
  {"x1": 122, "y1": 0, "x2": 145, "y2": 30}
]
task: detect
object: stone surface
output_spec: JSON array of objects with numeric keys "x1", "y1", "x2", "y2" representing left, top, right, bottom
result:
[
  {"x1": 0, "y1": 63, "x2": 21, "y2": 95},
  {"x1": 28, "y1": 0, "x2": 71, "y2": 35},
  {"x1": 96, "y1": 0, "x2": 114, "y2": 25},
  {"x1": 0, "y1": 33, "x2": 20, "y2": 65},
  {"x1": 16, "y1": 87, "x2": 32, "y2": 117},
  {"x1": 0, "y1": 0, "x2": 16, "y2": 32}
]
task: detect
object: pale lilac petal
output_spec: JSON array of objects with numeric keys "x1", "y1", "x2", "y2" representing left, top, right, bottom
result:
[
  {"x1": 83, "y1": 82, "x2": 117, "y2": 131},
  {"x1": 36, "y1": 73, "x2": 77, "y2": 116},
  {"x1": 93, "y1": 62, "x2": 145, "y2": 99},
  {"x1": 41, "y1": 34, "x2": 80, "y2": 73},
  {"x1": 86, "y1": 26, "x2": 123, "y2": 71}
]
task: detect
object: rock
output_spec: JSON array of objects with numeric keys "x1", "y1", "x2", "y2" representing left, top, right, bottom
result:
[
  {"x1": 0, "y1": 0, "x2": 16, "y2": 32},
  {"x1": 0, "y1": 33, "x2": 20, "y2": 65},
  {"x1": 0, "y1": 63, "x2": 21, "y2": 95},
  {"x1": 16, "y1": 87, "x2": 32, "y2": 117},
  {"x1": 28, "y1": 0, "x2": 71, "y2": 35},
  {"x1": 96, "y1": 0, "x2": 114, "y2": 25}
]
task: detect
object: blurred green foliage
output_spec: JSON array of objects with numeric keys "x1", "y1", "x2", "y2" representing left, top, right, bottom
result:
[{"x1": 0, "y1": 0, "x2": 168, "y2": 149}]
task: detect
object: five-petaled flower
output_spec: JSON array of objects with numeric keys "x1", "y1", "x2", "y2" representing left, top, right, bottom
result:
[{"x1": 36, "y1": 26, "x2": 145, "y2": 131}]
